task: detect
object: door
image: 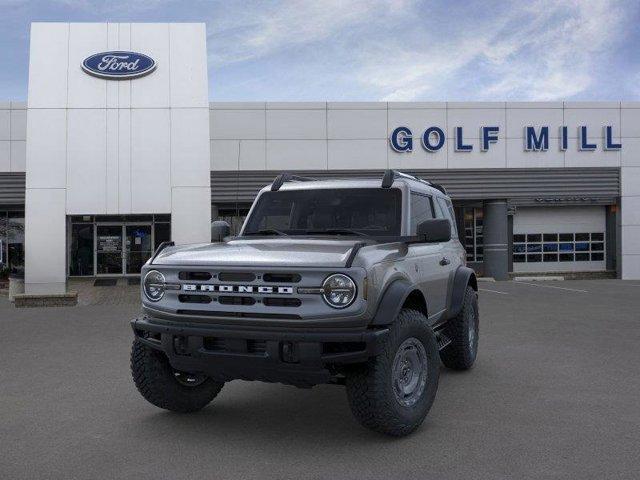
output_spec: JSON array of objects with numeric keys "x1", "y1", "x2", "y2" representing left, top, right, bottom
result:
[
  {"x1": 125, "y1": 225, "x2": 153, "y2": 275},
  {"x1": 410, "y1": 243, "x2": 447, "y2": 318},
  {"x1": 95, "y1": 224, "x2": 153, "y2": 276},
  {"x1": 409, "y1": 192, "x2": 449, "y2": 318},
  {"x1": 435, "y1": 196, "x2": 463, "y2": 298},
  {"x1": 96, "y1": 225, "x2": 124, "y2": 275}
]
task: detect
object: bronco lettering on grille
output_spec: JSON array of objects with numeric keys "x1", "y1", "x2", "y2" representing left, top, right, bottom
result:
[{"x1": 183, "y1": 284, "x2": 294, "y2": 294}]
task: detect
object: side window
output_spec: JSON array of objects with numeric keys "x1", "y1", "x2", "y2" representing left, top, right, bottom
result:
[
  {"x1": 410, "y1": 192, "x2": 435, "y2": 234},
  {"x1": 436, "y1": 197, "x2": 458, "y2": 239}
]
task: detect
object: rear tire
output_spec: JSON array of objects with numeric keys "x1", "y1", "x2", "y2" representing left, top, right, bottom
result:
[
  {"x1": 345, "y1": 309, "x2": 440, "y2": 436},
  {"x1": 131, "y1": 339, "x2": 224, "y2": 413},
  {"x1": 439, "y1": 285, "x2": 479, "y2": 370}
]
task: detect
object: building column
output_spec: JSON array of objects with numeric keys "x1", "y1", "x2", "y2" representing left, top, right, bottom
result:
[
  {"x1": 24, "y1": 188, "x2": 67, "y2": 294},
  {"x1": 483, "y1": 200, "x2": 509, "y2": 280},
  {"x1": 606, "y1": 205, "x2": 617, "y2": 273},
  {"x1": 171, "y1": 187, "x2": 211, "y2": 246},
  {"x1": 621, "y1": 166, "x2": 640, "y2": 279}
]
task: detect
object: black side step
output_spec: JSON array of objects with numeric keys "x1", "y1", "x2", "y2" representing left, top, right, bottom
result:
[{"x1": 435, "y1": 332, "x2": 452, "y2": 351}]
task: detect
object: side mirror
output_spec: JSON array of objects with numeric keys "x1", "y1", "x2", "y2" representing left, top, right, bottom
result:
[
  {"x1": 417, "y1": 218, "x2": 451, "y2": 243},
  {"x1": 211, "y1": 220, "x2": 231, "y2": 242}
]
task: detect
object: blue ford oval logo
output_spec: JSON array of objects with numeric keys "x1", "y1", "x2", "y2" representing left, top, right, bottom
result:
[{"x1": 82, "y1": 51, "x2": 156, "y2": 80}]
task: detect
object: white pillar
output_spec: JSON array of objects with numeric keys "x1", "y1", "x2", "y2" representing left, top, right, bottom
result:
[
  {"x1": 621, "y1": 166, "x2": 640, "y2": 279},
  {"x1": 171, "y1": 187, "x2": 211, "y2": 245},
  {"x1": 620, "y1": 104, "x2": 640, "y2": 279},
  {"x1": 25, "y1": 189, "x2": 66, "y2": 294},
  {"x1": 24, "y1": 23, "x2": 211, "y2": 294}
]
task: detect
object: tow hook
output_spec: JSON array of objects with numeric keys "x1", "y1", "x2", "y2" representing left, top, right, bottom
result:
[{"x1": 280, "y1": 341, "x2": 299, "y2": 363}]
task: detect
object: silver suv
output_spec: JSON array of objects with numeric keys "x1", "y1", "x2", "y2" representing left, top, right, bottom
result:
[{"x1": 130, "y1": 170, "x2": 479, "y2": 436}]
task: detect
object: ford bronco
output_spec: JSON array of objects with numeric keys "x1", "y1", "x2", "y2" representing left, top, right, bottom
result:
[{"x1": 130, "y1": 170, "x2": 479, "y2": 436}]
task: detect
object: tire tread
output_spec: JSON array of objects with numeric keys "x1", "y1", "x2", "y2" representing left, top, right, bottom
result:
[
  {"x1": 130, "y1": 340, "x2": 223, "y2": 413},
  {"x1": 346, "y1": 309, "x2": 439, "y2": 436},
  {"x1": 440, "y1": 285, "x2": 479, "y2": 370}
]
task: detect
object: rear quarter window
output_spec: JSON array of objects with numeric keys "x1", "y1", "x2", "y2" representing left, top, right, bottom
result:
[
  {"x1": 410, "y1": 192, "x2": 435, "y2": 234},
  {"x1": 436, "y1": 197, "x2": 458, "y2": 239}
]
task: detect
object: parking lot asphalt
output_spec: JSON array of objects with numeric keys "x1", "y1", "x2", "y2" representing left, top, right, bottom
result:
[{"x1": 1, "y1": 280, "x2": 640, "y2": 480}]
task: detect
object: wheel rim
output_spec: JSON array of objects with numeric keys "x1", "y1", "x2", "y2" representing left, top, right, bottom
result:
[
  {"x1": 173, "y1": 370, "x2": 207, "y2": 387},
  {"x1": 392, "y1": 337, "x2": 428, "y2": 407}
]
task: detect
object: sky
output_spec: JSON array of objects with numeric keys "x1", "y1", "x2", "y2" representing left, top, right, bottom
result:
[{"x1": 0, "y1": 0, "x2": 639, "y2": 102}]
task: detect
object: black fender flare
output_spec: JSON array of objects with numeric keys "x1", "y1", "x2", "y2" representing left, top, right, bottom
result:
[
  {"x1": 446, "y1": 266, "x2": 478, "y2": 319},
  {"x1": 370, "y1": 279, "x2": 417, "y2": 326}
]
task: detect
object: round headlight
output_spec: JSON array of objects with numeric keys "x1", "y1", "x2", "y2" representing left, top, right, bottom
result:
[
  {"x1": 322, "y1": 274, "x2": 357, "y2": 309},
  {"x1": 143, "y1": 270, "x2": 165, "y2": 302}
]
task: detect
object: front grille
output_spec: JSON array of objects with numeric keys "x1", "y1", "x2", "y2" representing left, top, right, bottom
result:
[
  {"x1": 219, "y1": 296, "x2": 256, "y2": 306},
  {"x1": 218, "y1": 272, "x2": 256, "y2": 282},
  {"x1": 263, "y1": 297, "x2": 302, "y2": 307},
  {"x1": 179, "y1": 294, "x2": 212, "y2": 304},
  {"x1": 179, "y1": 271, "x2": 212, "y2": 281},
  {"x1": 247, "y1": 339, "x2": 267, "y2": 355},
  {"x1": 263, "y1": 273, "x2": 301, "y2": 283},
  {"x1": 161, "y1": 268, "x2": 360, "y2": 320},
  {"x1": 202, "y1": 337, "x2": 267, "y2": 356},
  {"x1": 172, "y1": 270, "x2": 306, "y2": 314},
  {"x1": 203, "y1": 337, "x2": 226, "y2": 351}
]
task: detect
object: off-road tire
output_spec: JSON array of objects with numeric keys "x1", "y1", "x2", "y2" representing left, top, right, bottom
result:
[
  {"x1": 131, "y1": 339, "x2": 224, "y2": 413},
  {"x1": 345, "y1": 309, "x2": 440, "y2": 436},
  {"x1": 439, "y1": 285, "x2": 479, "y2": 370}
]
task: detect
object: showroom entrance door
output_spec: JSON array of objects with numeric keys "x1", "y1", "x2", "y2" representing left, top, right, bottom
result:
[
  {"x1": 95, "y1": 224, "x2": 153, "y2": 276},
  {"x1": 125, "y1": 225, "x2": 153, "y2": 274}
]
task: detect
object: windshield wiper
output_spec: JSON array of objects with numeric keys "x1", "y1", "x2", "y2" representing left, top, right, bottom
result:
[
  {"x1": 304, "y1": 229, "x2": 368, "y2": 237},
  {"x1": 244, "y1": 229, "x2": 289, "y2": 236}
]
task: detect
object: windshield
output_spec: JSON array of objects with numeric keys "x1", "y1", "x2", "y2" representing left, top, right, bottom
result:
[{"x1": 243, "y1": 188, "x2": 402, "y2": 236}]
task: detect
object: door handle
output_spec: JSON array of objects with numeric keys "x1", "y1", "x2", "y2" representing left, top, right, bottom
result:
[{"x1": 439, "y1": 257, "x2": 450, "y2": 266}]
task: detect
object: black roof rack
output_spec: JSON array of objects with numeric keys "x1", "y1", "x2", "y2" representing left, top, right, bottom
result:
[
  {"x1": 381, "y1": 169, "x2": 447, "y2": 195},
  {"x1": 271, "y1": 173, "x2": 317, "y2": 191}
]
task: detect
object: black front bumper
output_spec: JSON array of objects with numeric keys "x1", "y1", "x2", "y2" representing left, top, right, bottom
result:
[{"x1": 131, "y1": 316, "x2": 388, "y2": 387}]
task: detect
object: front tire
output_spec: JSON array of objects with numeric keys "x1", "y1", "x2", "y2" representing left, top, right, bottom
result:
[
  {"x1": 345, "y1": 309, "x2": 440, "y2": 436},
  {"x1": 439, "y1": 285, "x2": 479, "y2": 370},
  {"x1": 131, "y1": 339, "x2": 224, "y2": 413}
]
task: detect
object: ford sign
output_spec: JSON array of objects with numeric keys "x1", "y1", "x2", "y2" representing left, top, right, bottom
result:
[{"x1": 82, "y1": 51, "x2": 156, "y2": 80}]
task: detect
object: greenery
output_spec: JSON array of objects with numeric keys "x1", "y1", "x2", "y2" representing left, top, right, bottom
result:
[
  {"x1": 0, "y1": 218, "x2": 24, "y2": 239},
  {"x1": 1, "y1": 217, "x2": 24, "y2": 278}
]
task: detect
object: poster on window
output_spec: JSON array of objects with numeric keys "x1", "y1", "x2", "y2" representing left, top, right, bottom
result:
[{"x1": 98, "y1": 236, "x2": 121, "y2": 252}]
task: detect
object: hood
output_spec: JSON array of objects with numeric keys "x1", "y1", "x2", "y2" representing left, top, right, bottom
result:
[{"x1": 152, "y1": 238, "x2": 362, "y2": 268}]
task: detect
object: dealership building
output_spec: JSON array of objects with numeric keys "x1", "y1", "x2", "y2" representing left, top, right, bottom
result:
[{"x1": 1, "y1": 22, "x2": 640, "y2": 296}]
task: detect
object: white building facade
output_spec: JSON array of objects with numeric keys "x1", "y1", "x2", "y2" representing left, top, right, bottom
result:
[{"x1": 0, "y1": 22, "x2": 639, "y2": 295}]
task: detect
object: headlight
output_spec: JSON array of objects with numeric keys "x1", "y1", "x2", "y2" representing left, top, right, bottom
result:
[
  {"x1": 143, "y1": 270, "x2": 165, "y2": 302},
  {"x1": 322, "y1": 274, "x2": 357, "y2": 309}
]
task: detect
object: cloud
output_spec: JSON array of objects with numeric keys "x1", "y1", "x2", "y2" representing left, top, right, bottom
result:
[
  {"x1": 479, "y1": 0, "x2": 626, "y2": 100},
  {"x1": 206, "y1": 0, "x2": 633, "y2": 101},
  {"x1": 357, "y1": 0, "x2": 629, "y2": 101},
  {"x1": 0, "y1": 0, "x2": 636, "y2": 101},
  {"x1": 207, "y1": 0, "x2": 414, "y2": 66},
  {"x1": 34, "y1": 0, "x2": 175, "y2": 11}
]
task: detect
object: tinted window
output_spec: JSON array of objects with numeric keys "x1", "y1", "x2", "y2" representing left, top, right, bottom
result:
[
  {"x1": 436, "y1": 197, "x2": 458, "y2": 238},
  {"x1": 410, "y1": 193, "x2": 434, "y2": 234},
  {"x1": 244, "y1": 188, "x2": 402, "y2": 236}
]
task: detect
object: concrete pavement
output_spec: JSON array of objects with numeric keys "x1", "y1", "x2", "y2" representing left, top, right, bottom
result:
[{"x1": 1, "y1": 280, "x2": 639, "y2": 479}]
